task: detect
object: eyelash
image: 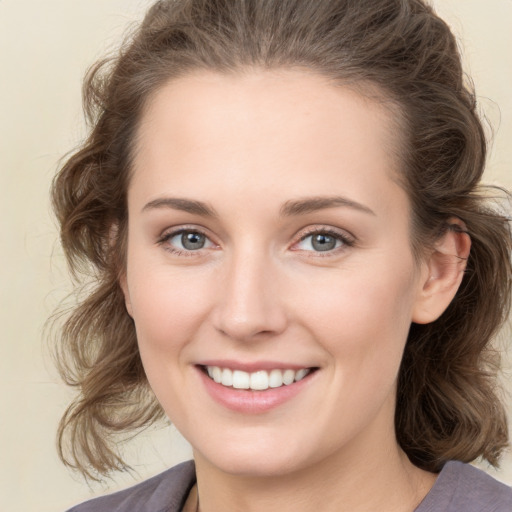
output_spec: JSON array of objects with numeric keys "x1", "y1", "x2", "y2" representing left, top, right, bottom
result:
[
  {"x1": 157, "y1": 226, "x2": 355, "y2": 257},
  {"x1": 157, "y1": 226, "x2": 215, "y2": 257},
  {"x1": 294, "y1": 227, "x2": 355, "y2": 257}
]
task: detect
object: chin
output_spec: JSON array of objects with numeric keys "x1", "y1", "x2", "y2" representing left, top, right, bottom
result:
[{"x1": 193, "y1": 435, "x2": 319, "y2": 478}]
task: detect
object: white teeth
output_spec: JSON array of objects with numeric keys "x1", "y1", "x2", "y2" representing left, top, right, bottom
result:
[
  {"x1": 269, "y1": 369, "x2": 283, "y2": 388},
  {"x1": 294, "y1": 368, "x2": 309, "y2": 382},
  {"x1": 250, "y1": 370, "x2": 269, "y2": 391},
  {"x1": 232, "y1": 370, "x2": 250, "y2": 389},
  {"x1": 221, "y1": 368, "x2": 233, "y2": 387},
  {"x1": 212, "y1": 366, "x2": 222, "y2": 384},
  {"x1": 282, "y1": 369, "x2": 295, "y2": 385},
  {"x1": 205, "y1": 366, "x2": 312, "y2": 390}
]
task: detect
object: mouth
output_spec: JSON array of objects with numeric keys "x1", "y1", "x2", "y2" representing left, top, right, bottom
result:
[{"x1": 199, "y1": 365, "x2": 318, "y2": 391}]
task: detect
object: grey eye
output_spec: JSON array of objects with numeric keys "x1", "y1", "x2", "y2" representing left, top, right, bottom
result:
[
  {"x1": 311, "y1": 233, "x2": 337, "y2": 251},
  {"x1": 180, "y1": 231, "x2": 206, "y2": 250},
  {"x1": 295, "y1": 231, "x2": 344, "y2": 252},
  {"x1": 163, "y1": 228, "x2": 215, "y2": 254}
]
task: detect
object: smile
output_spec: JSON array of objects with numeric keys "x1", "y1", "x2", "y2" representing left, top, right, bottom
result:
[{"x1": 204, "y1": 366, "x2": 313, "y2": 391}]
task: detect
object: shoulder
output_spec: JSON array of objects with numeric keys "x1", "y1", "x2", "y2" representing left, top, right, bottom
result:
[
  {"x1": 416, "y1": 460, "x2": 512, "y2": 512},
  {"x1": 65, "y1": 460, "x2": 196, "y2": 512}
]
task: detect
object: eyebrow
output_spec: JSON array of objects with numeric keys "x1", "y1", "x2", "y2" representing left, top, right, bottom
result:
[
  {"x1": 142, "y1": 197, "x2": 218, "y2": 217},
  {"x1": 280, "y1": 196, "x2": 376, "y2": 217},
  {"x1": 141, "y1": 195, "x2": 375, "y2": 217}
]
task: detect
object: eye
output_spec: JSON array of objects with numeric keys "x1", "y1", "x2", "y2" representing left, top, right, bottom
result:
[
  {"x1": 159, "y1": 228, "x2": 215, "y2": 254},
  {"x1": 294, "y1": 228, "x2": 354, "y2": 253}
]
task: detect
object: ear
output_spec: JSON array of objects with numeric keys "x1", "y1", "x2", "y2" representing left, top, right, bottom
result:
[
  {"x1": 119, "y1": 272, "x2": 134, "y2": 318},
  {"x1": 110, "y1": 222, "x2": 134, "y2": 318},
  {"x1": 412, "y1": 218, "x2": 471, "y2": 324}
]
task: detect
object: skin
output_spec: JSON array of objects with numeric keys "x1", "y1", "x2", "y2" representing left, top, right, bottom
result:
[{"x1": 121, "y1": 68, "x2": 469, "y2": 512}]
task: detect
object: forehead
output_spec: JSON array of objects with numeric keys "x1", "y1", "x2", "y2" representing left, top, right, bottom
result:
[
  {"x1": 136, "y1": 68, "x2": 401, "y2": 156},
  {"x1": 131, "y1": 68, "x2": 406, "y2": 217}
]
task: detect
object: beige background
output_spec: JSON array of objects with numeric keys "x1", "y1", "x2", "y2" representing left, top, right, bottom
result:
[{"x1": 0, "y1": 1, "x2": 511, "y2": 511}]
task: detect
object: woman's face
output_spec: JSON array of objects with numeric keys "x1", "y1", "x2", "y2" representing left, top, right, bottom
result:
[{"x1": 123, "y1": 69, "x2": 429, "y2": 476}]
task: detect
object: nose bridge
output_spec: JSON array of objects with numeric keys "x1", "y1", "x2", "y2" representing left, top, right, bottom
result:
[{"x1": 213, "y1": 240, "x2": 287, "y2": 341}]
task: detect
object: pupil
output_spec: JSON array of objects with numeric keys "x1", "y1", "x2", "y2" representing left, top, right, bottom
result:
[
  {"x1": 182, "y1": 232, "x2": 205, "y2": 250},
  {"x1": 312, "y1": 234, "x2": 336, "y2": 251}
]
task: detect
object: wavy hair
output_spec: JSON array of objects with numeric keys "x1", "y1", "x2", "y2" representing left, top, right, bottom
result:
[{"x1": 51, "y1": 0, "x2": 512, "y2": 480}]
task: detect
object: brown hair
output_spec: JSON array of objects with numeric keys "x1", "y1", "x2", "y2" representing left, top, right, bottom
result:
[{"x1": 51, "y1": 0, "x2": 512, "y2": 480}]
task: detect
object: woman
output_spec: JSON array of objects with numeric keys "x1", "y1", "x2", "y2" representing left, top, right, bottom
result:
[{"x1": 53, "y1": 0, "x2": 512, "y2": 510}]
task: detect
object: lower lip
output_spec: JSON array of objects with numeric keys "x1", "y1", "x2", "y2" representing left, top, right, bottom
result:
[{"x1": 197, "y1": 367, "x2": 316, "y2": 414}]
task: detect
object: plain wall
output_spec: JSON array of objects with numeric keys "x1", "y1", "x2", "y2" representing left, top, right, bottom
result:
[{"x1": 0, "y1": 1, "x2": 511, "y2": 511}]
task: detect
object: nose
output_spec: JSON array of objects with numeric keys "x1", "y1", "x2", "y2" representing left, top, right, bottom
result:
[{"x1": 212, "y1": 248, "x2": 288, "y2": 342}]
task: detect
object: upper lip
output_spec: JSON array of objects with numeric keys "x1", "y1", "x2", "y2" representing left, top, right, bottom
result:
[{"x1": 197, "y1": 360, "x2": 316, "y2": 372}]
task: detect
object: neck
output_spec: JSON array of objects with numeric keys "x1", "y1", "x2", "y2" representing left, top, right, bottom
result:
[{"x1": 193, "y1": 428, "x2": 437, "y2": 512}]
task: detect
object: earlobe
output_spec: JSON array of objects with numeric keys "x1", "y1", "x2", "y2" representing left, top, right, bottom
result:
[{"x1": 412, "y1": 219, "x2": 471, "y2": 324}]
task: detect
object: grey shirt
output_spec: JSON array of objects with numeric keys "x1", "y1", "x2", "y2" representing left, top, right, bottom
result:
[{"x1": 67, "y1": 460, "x2": 512, "y2": 511}]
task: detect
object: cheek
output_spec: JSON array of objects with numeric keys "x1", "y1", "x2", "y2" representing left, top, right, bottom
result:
[
  {"x1": 126, "y1": 258, "x2": 215, "y2": 356},
  {"x1": 125, "y1": 263, "x2": 216, "y2": 417},
  {"x1": 296, "y1": 259, "x2": 418, "y2": 369}
]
